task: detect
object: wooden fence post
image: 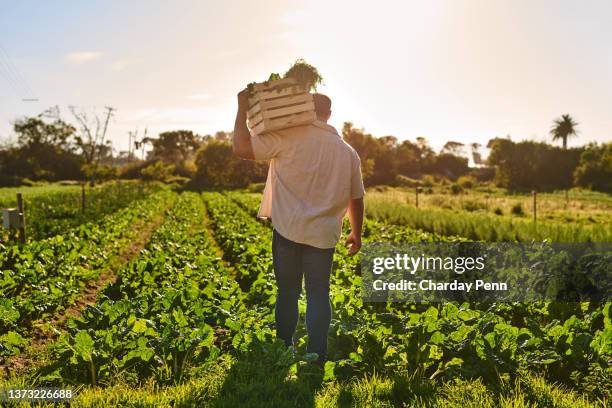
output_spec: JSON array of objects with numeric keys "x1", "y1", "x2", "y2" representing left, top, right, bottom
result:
[
  {"x1": 532, "y1": 190, "x2": 537, "y2": 224},
  {"x1": 16, "y1": 192, "x2": 26, "y2": 243},
  {"x1": 82, "y1": 183, "x2": 86, "y2": 213},
  {"x1": 415, "y1": 187, "x2": 419, "y2": 208}
]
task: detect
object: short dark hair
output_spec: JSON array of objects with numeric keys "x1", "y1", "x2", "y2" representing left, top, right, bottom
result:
[{"x1": 313, "y1": 93, "x2": 331, "y2": 119}]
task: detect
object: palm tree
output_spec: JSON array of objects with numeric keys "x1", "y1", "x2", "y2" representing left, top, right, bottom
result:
[{"x1": 550, "y1": 114, "x2": 578, "y2": 149}]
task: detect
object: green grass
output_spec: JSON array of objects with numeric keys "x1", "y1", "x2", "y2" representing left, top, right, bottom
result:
[
  {"x1": 0, "y1": 181, "x2": 165, "y2": 241},
  {"x1": 367, "y1": 186, "x2": 612, "y2": 226},
  {"x1": 0, "y1": 183, "x2": 80, "y2": 203},
  {"x1": 1, "y1": 352, "x2": 603, "y2": 407},
  {"x1": 365, "y1": 195, "x2": 611, "y2": 242}
]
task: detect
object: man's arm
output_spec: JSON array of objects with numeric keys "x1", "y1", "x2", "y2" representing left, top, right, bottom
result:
[
  {"x1": 345, "y1": 197, "x2": 364, "y2": 256},
  {"x1": 233, "y1": 89, "x2": 255, "y2": 160}
]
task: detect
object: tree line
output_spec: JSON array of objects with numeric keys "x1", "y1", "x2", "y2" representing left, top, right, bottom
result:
[{"x1": 0, "y1": 110, "x2": 609, "y2": 193}]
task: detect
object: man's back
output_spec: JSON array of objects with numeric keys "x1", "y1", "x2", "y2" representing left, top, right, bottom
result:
[
  {"x1": 251, "y1": 121, "x2": 364, "y2": 248},
  {"x1": 233, "y1": 88, "x2": 364, "y2": 363}
]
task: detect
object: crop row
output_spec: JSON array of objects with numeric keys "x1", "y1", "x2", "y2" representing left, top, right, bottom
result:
[
  {"x1": 7, "y1": 191, "x2": 607, "y2": 406},
  {"x1": 39, "y1": 193, "x2": 272, "y2": 386},
  {"x1": 224, "y1": 191, "x2": 464, "y2": 244},
  {"x1": 0, "y1": 190, "x2": 176, "y2": 357},
  {"x1": 223, "y1": 191, "x2": 611, "y2": 398},
  {"x1": 0, "y1": 181, "x2": 165, "y2": 241}
]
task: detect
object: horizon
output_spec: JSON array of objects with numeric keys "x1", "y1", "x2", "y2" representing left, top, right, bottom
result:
[{"x1": 1, "y1": 0, "x2": 611, "y2": 153}]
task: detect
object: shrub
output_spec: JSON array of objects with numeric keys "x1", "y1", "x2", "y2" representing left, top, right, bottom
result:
[
  {"x1": 421, "y1": 175, "x2": 436, "y2": 187},
  {"x1": 118, "y1": 160, "x2": 155, "y2": 179},
  {"x1": 450, "y1": 184, "x2": 463, "y2": 195},
  {"x1": 511, "y1": 203, "x2": 524, "y2": 216},
  {"x1": 141, "y1": 161, "x2": 176, "y2": 182},
  {"x1": 457, "y1": 175, "x2": 476, "y2": 189},
  {"x1": 493, "y1": 207, "x2": 503, "y2": 215}
]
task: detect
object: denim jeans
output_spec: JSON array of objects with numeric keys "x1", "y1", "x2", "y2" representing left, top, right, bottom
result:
[{"x1": 272, "y1": 229, "x2": 335, "y2": 360}]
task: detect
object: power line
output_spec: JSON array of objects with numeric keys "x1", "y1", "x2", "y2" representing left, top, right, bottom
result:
[
  {"x1": 0, "y1": 41, "x2": 34, "y2": 95},
  {"x1": 0, "y1": 50, "x2": 27, "y2": 95},
  {"x1": 0, "y1": 53, "x2": 24, "y2": 97},
  {"x1": 0, "y1": 40, "x2": 36, "y2": 100}
]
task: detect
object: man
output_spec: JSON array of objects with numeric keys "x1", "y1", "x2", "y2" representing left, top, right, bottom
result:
[{"x1": 233, "y1": 89, "x2": 365, "y2": 363}]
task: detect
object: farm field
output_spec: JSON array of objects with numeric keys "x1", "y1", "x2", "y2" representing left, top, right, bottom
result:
[
  {"x1": 0, "y1": 186, "x2": 610, "y2": 407},
  {"x1": 0, "y1": 181, "x2": 165, "y2": 241},
  {"x1": 364, "y1": 187, "x2": 612, "y2": 242}
]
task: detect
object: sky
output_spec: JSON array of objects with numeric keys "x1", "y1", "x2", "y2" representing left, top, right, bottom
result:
[{"x1": 0, "y1": 0, "x2": 611, "y2": 155}]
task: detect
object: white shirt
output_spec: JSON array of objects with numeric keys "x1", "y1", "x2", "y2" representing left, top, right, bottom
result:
[{"x1": 251, "y1": 121, "x2": 365, "y2": 249}]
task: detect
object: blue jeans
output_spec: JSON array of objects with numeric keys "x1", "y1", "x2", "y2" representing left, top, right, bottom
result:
[{"x1": 272, "y1": 229, "x2": 335, "y2": 361}]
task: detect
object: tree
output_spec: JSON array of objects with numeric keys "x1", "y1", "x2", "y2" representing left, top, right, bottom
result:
[
  {"x1": 471, "y1": 143, "x2": 484, "y2": 167},
  {"x1": 8, "y1": 116, "x2": 82, "y2": 181},
  {"x1": 441, "y1": 141, "x2": 466, "y2": 157},
  {"x1": 192, "y1": 141, "x2": 267, "y2": 188},
  {"x1": 149, "y1": 130, "x2": 201, "y2": 163},
  {"x1": 550, "y1": 114, "x2": 578, "y2": 149},
  {"x1": 342, "y1": 123, "x2": 383, "y2": 185},
  {"x1": 488, "y1": 138, "x2": 582, "y2": 191},
  {"x1": 395, "y1": 140, "x2": 422, "y2": 177},
  {"x1": 14, "y1": 116, "x2": 75, "y2": 150},
  {"x1": 214, "y1": 131, "x2": 232, "y2": 142},
  {"x1": 427, "y1": 153, "x2": 469, "y2": 180},
  {"x1": 573, "y1": 143, "x2": 612, "y2": 192},
  {"x1": 69, "y1": 105, "x2": 116, "y2": 183}
]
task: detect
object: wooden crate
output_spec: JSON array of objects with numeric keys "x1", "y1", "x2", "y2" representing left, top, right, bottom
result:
[{"x1": 247, "y1": 78, "x2": 316, "y2": 135}]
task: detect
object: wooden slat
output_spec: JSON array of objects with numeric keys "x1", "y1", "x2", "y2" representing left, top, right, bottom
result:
[
  {"x1": 247, "y1": 101, "x2": 261, "y2": 119},
  {"x1": 262, "y1": 101, "x2": 314, "y2": 119},
  {"x1": 256, "y1": 110, "x2": 316, "y2": 134},
  {"x1": 248, "y1": 111, "x2": 263, "y2": 129},
  {"x1": 267, "y1": 110, "x2": 316, "y2": 130},
  {"x1": 252, "y1": 120, "x2": 267, "y2": 136},
  {"x1": 260, "y1": 93, "x2": 312, "y2": 110}
]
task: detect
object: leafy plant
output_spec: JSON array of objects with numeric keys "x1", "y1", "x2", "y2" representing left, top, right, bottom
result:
[{"x1": 246, "y1": 59, "x2": 323, "y2": 96}]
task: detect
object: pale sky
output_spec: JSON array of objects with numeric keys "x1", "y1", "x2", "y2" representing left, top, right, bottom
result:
[{"x1": 0, "y1": 0, "x2": 611, "y2": 154}]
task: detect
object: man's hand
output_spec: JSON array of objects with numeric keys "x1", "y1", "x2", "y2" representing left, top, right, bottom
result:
[
  {"x1": 345, "y1": 231, "x2": 362, "y2": 256},
  {"x1": 237, "y1": 88, "x2": 250, "y2": 113},
  {"x1": 346, "y1": 197, "x2": 364, "y2": 256},
  {"x1": 233, "y1": 88, "x2": 255, "y2": 159}
]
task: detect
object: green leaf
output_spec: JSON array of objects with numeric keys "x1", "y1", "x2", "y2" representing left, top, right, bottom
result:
[
  {"x1": 74, "y1": 331, "x2": 94, "y2": 362},
  {"x1": 323, "y1": 361, "x2": 336, "y2": 381},
  {"x1": 132, "y1": 318, "x2": 148, "y2": 334}
]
